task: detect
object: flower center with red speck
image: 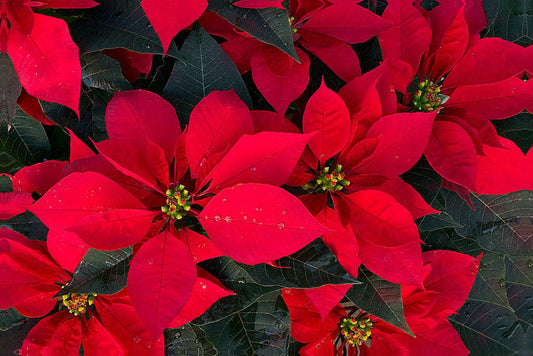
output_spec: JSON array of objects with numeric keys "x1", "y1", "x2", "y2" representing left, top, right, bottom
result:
[
  {"x1": 412, "y1": 79, "x2": 442, "y2": 112},
  {"x1": 289, "y1": 17, "x2": 298, "y2": 33},
  {"x1": 339, "y1": 315, "x2": 373, "y2": 347},
  {"x1": 303, "y1": 164, "x2": 350, "y2": 193},
  {"x1": 61, "y1": 293, "x2": 96, "y2": 316},
  {"x1": 161, "y1": 184, "x2": 191, "y2": 220}
]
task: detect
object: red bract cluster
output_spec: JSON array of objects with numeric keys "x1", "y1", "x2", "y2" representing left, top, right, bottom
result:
[{"x1": 1, "y1": 0, "x2": 531, "y2": 354}]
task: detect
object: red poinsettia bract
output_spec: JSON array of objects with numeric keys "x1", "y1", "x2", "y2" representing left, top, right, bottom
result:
[
  {"x1": 28, "y1": 89, "x2": 329, "y2": 339},
  {"x1": 283, "y1": 250, "x2": 481, "y2": 355}
]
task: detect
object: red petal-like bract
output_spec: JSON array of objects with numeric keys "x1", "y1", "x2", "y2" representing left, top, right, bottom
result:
[
  {"x1": 251, "y1": 46, "x2": 310, "y2": 115},
  {"x1": 304, "y1": 284, "x2": 352, "y2": 321},
  {"x1": 379, "y1": 0, "x2": 431, "y2": 74},
  {"x1": 82, "y1": 315, "x2": 125, "y2": 356},
  {"x1": 199, "y1": 183, "x2": 329, "y2": 264},
  {"x1": 354, "y1": 111, "x2": 436, "y2": 176},
  {"x1": 127, "y1": 231, "x2": 197, "y2": 340},
  {"x1": 8, "y1": 14, "x2": 81, "y2": 115},
  {"x1": 425, "y1": 121, "x2": 478, "y2": 190},
  {"x1": 303, "y1": 80, "x2": 351, "y2": 165},
  {"x1": 186, "y1": 90, "x2": 254, "y2": 178},
  {"x1": 233, "y1": 0, "x2": 284, "y2": 9},
  {"x1": 337, "y1": 190, "x2": 423, "y2": 285},
  {"x1": 142, "y1": 0, "x2": 207, "y2": 54},
  {"x1": 29, "y1": 172, "x2": 155, "y2": 250},
  {"x1": 0, "y1": 192, "x2": 33, "y2": 219},
  {"x1": 207, "y1": 131, "x2": 312, "y2": 192},
  {"x1": 22, "y1": 312, "x2": 82, "y2": 356},
  {"x1": 12, "y1": 160, "x2": 68, "y2": 195},
  {"x1": 105, "y1": 90, "x2": 181, "y2": 162}
]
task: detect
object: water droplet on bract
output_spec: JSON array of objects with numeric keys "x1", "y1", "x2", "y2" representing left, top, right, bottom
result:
[
  {"x1": 243, "y1": 215, "x2": 247, "y2": 220},
  {"x1": 250, "y1": 167, "x2": 257, "y2": 172},
  {"x1": 214, "y1": 215, "x2": 221, "y2": 222},
  {"x1": 134, "y1": 337, "x2": 141, "y2": 343},
  {"x1": 281, "y1": 210, "x2": 287, "y2": 215},
  {"x1": 222, "y1": 198, "x2": 227, "y2": 202},
  {"x1": 146, "y1": 345, "x2": 151, "y2": 349},
  {"x1": 277, "y1": 222, "x2": 285, "y2": 229},
  {"x1": 202, "y1": 284, "x2": 207, "y2": 289},
  {"x1": 147, "y1": 259, "x2": 153, "y2": 265},
  {"x1": 224, "y1": 216, "x2": 232, "y2": 223}
]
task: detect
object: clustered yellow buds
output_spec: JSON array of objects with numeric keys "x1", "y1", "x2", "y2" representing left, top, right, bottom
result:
[
  {"x1": 339, "y1": 315, "x2": 373, "y2": 347},
  {"x1": 412, "y1": 78, "x2": 442, "y2": 112},
  {"x1": 289, "y1": 17, "x2": 297, "y2": 33},
  {"x1": 303, "y1": 164, "x2": 350, "y2": 193},
  {"x1": 161, "y1": 184, "x2": 191, "y2": 220},
  {"x1": 61, "y1": 293, "x2": 97, "y2": 316}
]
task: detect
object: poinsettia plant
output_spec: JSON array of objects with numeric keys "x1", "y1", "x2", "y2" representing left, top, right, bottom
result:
[{"x1": 1, "y1": 0, "x2": 532, "y2": 355}]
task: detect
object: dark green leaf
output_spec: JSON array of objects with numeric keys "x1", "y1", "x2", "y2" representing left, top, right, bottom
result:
[
  {"x1": 345, "y1": 269, "x2": 413, "y2": 336},
  {"x1": 451, "y1": 301, "x2": 533, "y2": 355},
  {"x1": 201, "y1": 290, "x2": 290, "y2": 356},
  {"x1": 0, "y1": 109, "x2": 50, "y2": 173},
  {"x1": 493, "y1": 112, "x2": 533, "y2": 155},
  {"x1": 207, "y1": 0, "x2": 298, "y2": 60},
  {"x1": 81, "y1": 52, "x2": 132, "y2": 91},
  {"x1": 238, "y1": 239, "x2": 358, "y2": 288},
  {"x1": 418, "y1": 211, "x2": 463, "y2": 231},
  {"x1": 0, "y1": 314, "x2": 39, "y2": 355},
  {"x1": 0, "y1": 174, "x2": 12, "y2": 192},
  {"x1": 0, "y1": 54, "x2": 22, "y2": 126},
  {"x1": 469, "y1": 250, "x2": 512, "y2": 310},
  {"x1": 165, "y1": 323, "x2": 217, "y2": 356},
  {"x1": 505, "y1": 256, "x2": 533, "y2": 287},
  {"x1": 483, "y1": 0, "x2": 532, "y2": 46},
  {"x1": 401, "y1": 156, "x2": 442, "y2": 205},
  {"x1": 70, "y1": 0, "x2": 180, "y2": 57},
  {"x1": 40, "y1": 85, "x2": 110, "y2": 143},
  {"x1": 163, "y1": 24, "x2": 251, "y2": 120},
  {"x1": 2, "y1": 211, "x2": 48, "y2": 241},
  {"x1": 443, "y1": 189, "x2": 533, "y2": 257},
  {"x1": 58, "y1": 247, "x2": 133, "y2": 296},
  {"x1": 0, "y1": 308, "x2": 26, "y2": 331}
]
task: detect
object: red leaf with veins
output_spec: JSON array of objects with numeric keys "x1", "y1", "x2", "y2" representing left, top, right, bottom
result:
[
  {"x1": 29, "y1": 172, "x2": 155, "y2": 250},
  {"x1": 12, "y1": 160, "x2": 68, "y2": 195},
  {"x1": 142, "y1": 0, "x2": 207, "y2": 54},
  {"x1": 105, "y1": 90, "x2": 181, "y2": 162},
  {"x1": 233, "y1": 0, "x2": 284, "y2": 8},
  {"x1": 81, "y1": 315, "x2": 125, "y2": 356},
  {"x1": 207, "y1": 131, "x2": 312, "y2": 192},
  {"x1": 303, "y1": 80, "x2": 351, "y2": 165},
  {"x1": 199, "y1": 183, "x2": 329, "y2": 264},
  {"x1": 445, "y1": 77, "x2": 530, "y2": 120},
  {"x1": 251, "y1": 46, "x2": 310, "y2": 115},
  {"x1": 378, "y1": 0, "x2": 431, "y2": 74},
  {"x1": 300, "y1": 0, "x2": 391, "y2": 44},
  {"x1": 425, "y1": 121, "x2": 478, "y2": 190},
  {"x1": 354, "y1": 111, "x2": 436, "y2": 176},
  {"x1": 8, "y1": 14, "x2": 81, "y2": 115},
  {"x1": 127, "y1": 231, "x2": 197, "y2": 340},
  {"x1": 46, "y1": 229, "x2": 88, "y2": 273},
  {"x1": 176, "y1": 227, "x2": 223, "y2": 263},
  {"x1": 0, "y1": 192, "x2": 33, "y2": 219},
  {"x1": 305, "y1": 284, "x2": 352, "y2": 321},
  {"x1": 168, "y1": 268, "x2": 234, "y2": 328},
  {"x1": 186, "y1": 90, "x2": 253, "y2": 178}
]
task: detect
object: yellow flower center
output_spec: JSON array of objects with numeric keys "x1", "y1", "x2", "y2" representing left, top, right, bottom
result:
[
  {"x1": 303, "y1": 164, "x2": 350, "y2": 193},
  {"x1": 61, "y1": 293, "x2": 97, "y2": 316},
  {"x1": 161, "y1": 184, "x2": 191, "y2": 220},
  {"x1": 339, "y1": 315, "x2": 373, "y2": 347},
  {"x1": 412, "y1": 79, "x2": 442, "y2": 112}
]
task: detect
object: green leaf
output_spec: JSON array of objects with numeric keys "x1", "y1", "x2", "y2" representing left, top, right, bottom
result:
[
  {"x1": 401, "y1": 156, "x2": 443, "y2": 205},
  {"x1": 505, "y1": 256, "x2": 533, "y2": 287},
  {"x1": 163, "y1": 24, "x2": 251, "y2": 120},
  {"x1": 238, "y1": 239, "x2": 358, "y2": 288},
  {"x1": 165, "y1": 323, "x2": 217, "y2": 356},
  {"x1": 40, "y1": 85, "x2": 109, "y2": 143},
  {"x1": 493, "y1": 112, "x2": 533, "y2": 155},
  {"x1": 0, "y1": 174, "x2": 12, "y2": 192},
  {"x1": 344, "y1": 269, "x2": 413, "y2": 336},
  {"x1": 451, "y1": 301, "x2": 533, "y2": 355},
  {"x1": 58, "y1": 247, "x2": 133, "y2": 296},
  {"x1": 418, "y1": 211, "x2": 463, "y2": 231},
  {"x1": 207, "y1": 0, "x2": 298, "y2": 60},
  {"x1": 196, "y1": 240, "x2": 357, "y2": 324},
  {"x1": 200, "y1": 290, "x2": 290, "y2": 356},
  {"x1": 469, "y1": 250, "x2": 512, "y2": 310},
  {"x1": 0, "y1": 308, "x2": 26, "y2": 331},
  {"x1": 81, "y1": 52, "x2": 133, "y2": 91},
  {"x1": 483, "y1": 0, "x2": 532, "y2": 46},
  {"x1": 2, "y1": 211, "x2": 48, "y2": 241},
  {"x1": 70, "y1": 0, "x2": 180, "y2": 57},
  {"x1": 0, "y1": 109, "x2": 50, "y2": 173},
  {"x1": 0, "y1": 54, "x2": 22, "y2": 127},
  {"x1": 443, "y1": 189, "x2": 533, "y2": 257}
]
